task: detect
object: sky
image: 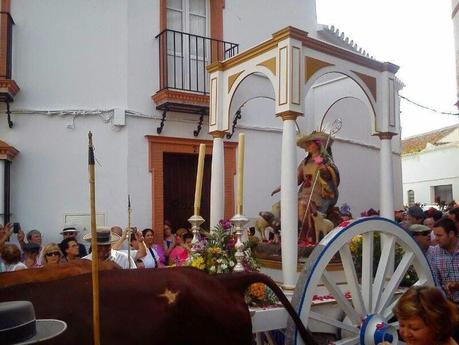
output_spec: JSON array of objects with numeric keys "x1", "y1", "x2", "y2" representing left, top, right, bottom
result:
[{"x1": 316, "y1": 0, "x2": 459, "y2": 138}]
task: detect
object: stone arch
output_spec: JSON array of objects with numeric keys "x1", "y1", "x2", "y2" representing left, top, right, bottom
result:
[
  {"x1": 303, "y1": 66, "x2": 378, "y2": 132},
  {"x1": 225, "y1": 67, "x2": 277, "y2": 131}
]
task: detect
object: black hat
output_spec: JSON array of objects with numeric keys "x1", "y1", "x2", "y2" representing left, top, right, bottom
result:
[{"x1": 0, "y1": 301, "x2": 67, "y2": 344}]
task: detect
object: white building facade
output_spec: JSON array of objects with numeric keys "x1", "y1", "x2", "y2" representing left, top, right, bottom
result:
[
  {"x1": 0, "y1": 0, "x2": 402, "y2": 244},
  {"x1": 402, "y1": 125, "x2": 459, "y2": 206}
]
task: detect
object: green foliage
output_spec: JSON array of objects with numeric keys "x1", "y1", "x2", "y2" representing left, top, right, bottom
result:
[{"x1": 349, "y1": 232, "x2": 418, "y2": 287}]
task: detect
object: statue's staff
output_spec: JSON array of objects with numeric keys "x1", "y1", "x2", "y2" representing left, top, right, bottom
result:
[
  {"x1": 88, "y1": 132, "x2": 101, "y2": 345},
  {"x1": 127, "y1": 194, "x2": 132, "y2": 269},
  {"x1": 301, "y1": 119, "x2": 342, "y2": 234}
]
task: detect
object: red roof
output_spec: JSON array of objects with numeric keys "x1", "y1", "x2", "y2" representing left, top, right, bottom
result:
[{"x1": 401, "y1": 124, "x2": 459, "y2": 154}]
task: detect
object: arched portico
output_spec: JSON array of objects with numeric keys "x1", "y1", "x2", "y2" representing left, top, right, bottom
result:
[{"x1": 207, "y1": 26, "x2": 402, "y2": 287}]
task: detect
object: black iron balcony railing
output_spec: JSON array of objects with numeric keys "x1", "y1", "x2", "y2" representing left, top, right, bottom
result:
[
  {"x1": 0, "y1": 12, "x2": 14, "y2": 79},
  {"x1": 156, "y1": 29, "x2": 238, "y2": 94}
]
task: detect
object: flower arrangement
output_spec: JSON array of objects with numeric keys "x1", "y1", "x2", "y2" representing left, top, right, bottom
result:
[
  {"x1": 185, "y1": 220, "x2": 280, "y2": 307},
  {"x1": 186, "y1": 219, "x2": 259, "y2": 274},
  {"x1": 246, "y1": 282, "x2": 280, "y2": 308}
]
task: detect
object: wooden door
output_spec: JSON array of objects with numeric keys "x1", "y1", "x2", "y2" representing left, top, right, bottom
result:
[{"x1": 163, "y1": 152, "x2": 212, "y2": 232}]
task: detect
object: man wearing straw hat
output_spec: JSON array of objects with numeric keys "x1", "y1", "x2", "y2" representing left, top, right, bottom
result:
[
  {"x1": 82, "y1": 227, "x2": 136, "y2": 269},
  {"x1": 272, "y1": 131, "x2": 340, "y2": 243}
]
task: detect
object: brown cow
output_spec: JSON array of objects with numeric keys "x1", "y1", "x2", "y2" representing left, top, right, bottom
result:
[
  {"x1": 0, "y1": 260, "x2": 120, "y2": 288},
  {"x1": 1, "y1": 267, "x2": 316, "y2": 345}
]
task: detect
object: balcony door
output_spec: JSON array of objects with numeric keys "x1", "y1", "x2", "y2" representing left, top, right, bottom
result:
[{"x1": 167, "y1": 0, "x2": 210, "y2": 93}]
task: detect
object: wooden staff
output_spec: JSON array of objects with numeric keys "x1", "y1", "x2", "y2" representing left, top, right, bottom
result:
[
  {"x1": 127, "y1": 194, "x2": 131, "y2": 269},
  {"x1": 88, "y1": 132, "x2": 101, "y2": 345}
]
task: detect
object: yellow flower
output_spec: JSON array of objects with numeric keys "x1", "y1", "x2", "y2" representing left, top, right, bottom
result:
[
  {"x1": 207, "y1": 246, "x2": 222, "y2": 255},
  {"x1": 191, "y1": 256, "x2": 205, "y2": 270}
]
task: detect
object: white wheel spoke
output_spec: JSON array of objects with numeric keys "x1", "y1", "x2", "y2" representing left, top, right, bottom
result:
[
  {"x1": 389, "y1": 321, "x2": 399, "y2": 328},
  {"x1": 331, "y1": 335, "x2": 360, "y2": 345},
  {"x1": 264, "y1": 332, "x2": 277, "y2": 345},
  {"x1": 382, "y1": 295, "x2": 401, "y2": 320},
  {"x1": 413, "y1": 278, "x2": 428, "y2": 287},
  {"x1": 321, "y1": 271, "x2": 361, "y2": 325},
  {"x1": 287, "y1": 218, "x2": 436, "y2": 345},
  {"x1": 361, "y1": 232, "x2": 374, "y2": 313},
  {"x1": 340, "y1": 243, "x2": 366, "y2": 316},
  {"x1": 309, "y1": 311, "x2": 359, "y2": 334},
  {"x1": 372, "y1": 235, "x2": 395, "y2": 311},
  {"x1": 377, "y1": 251, "x2": 414, "y2": 314}
]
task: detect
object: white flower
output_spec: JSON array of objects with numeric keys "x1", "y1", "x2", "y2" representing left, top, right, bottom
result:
[{"x1": 221, "y1": 264, "x2": 227, "y2": 270}]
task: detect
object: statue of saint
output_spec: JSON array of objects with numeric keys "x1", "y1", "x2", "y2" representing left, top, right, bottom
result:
[{"x1": 272, "y1": 131, "x2": 340, "y2": 242}]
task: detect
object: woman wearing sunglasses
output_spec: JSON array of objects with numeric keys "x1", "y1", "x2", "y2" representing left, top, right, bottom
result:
[{"x1": 41, "y1": 243, "x2": 64, "y2": 266}]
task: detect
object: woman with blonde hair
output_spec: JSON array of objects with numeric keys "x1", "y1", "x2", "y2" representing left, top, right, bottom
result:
[
  {"x1": 41, "y1": 243, "x2": 64, "y2": 266},
  {"x1": 380, "y1": 286, "x2": 459, "y2": 345}
]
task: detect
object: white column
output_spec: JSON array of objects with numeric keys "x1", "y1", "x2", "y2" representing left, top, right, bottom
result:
[
  {"x1": 210, "y1": 132, "x2": 225, "y2": 228},
  {"x1": 378, "y1": 133, "x2": 395, "y2": 219},
  {"x1": 379, "y1": 133, "x2": 396, "y2": 275},
  {"x1": 279, "y1": 114, "x2": 299, "y2": 289}
]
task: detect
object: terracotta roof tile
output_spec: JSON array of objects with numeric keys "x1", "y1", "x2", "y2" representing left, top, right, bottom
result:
[{"x1": 401, "y1": 124, "x2": 459, "y2": 154}]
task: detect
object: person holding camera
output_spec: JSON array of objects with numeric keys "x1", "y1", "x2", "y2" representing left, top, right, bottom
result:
[{"x1": 0, "y1": 223, "x2": 24, "y2": 250}]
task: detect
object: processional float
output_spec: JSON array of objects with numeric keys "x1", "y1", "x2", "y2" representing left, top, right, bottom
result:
[{"x1": 203, "y1": 26, "x2": 436, "y2": 345}]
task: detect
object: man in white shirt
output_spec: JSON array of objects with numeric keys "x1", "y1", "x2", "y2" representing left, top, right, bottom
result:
[{"x1": 82, "y1": 227, "x2": 136, "y2": 269}]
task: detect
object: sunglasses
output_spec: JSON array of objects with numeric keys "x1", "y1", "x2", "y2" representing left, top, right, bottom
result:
[
  {"x1": 414, "y1": 231, "x2": 431, "y2": 237},
  {"x1": 45, "y1": 251, "x2": 60, "y2": 257}
]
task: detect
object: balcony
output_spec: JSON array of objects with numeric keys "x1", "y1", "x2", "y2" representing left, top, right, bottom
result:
[{"x1": 152, "y1": 29, "x2": 238, "y2": 121}]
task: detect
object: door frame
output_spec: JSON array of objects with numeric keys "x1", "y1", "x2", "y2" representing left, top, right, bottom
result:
[{"x1": 146, "y1": 135, "x2": 236, "y2": 242}]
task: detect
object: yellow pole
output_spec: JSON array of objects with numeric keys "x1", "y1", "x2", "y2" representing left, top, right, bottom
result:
[
  {"x1": 88, "y1": 132, "x2": 101, "y2": 345},
  {"x1": 193, "y1": 144, "x2": 206, "y2": 215},
  {"x1": 127, "y1": 194, "x2": 131, "y2": 269},
  {"x1": 236, "y1": 133, "x2": 245, "y2": 214}
]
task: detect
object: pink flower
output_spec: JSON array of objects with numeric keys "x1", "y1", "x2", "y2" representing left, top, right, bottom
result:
[
  {"x1": 313, "y1": 156, "x2": 324, "y2": 165},
  {"x1": 339, "y1": 220, "x2": 350, "y2": 228},
  {"x1": 219, "y1": 219, "x2": 232, "y2": 230}
]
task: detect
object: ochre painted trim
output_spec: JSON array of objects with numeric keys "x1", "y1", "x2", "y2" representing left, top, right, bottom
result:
[
  {"x1": 0, "y1": 0, "x2": 13, "y2": 85},
  {"x1": 305, "y1": 56, "x2": 333, "y2": 82},
  {"x1": 209, "y1": 130, "x2": 226, "y2": 138},
  {"x1": 374, "y1": 132, "x2": 397, "y2": 140},
  {"x1": 208, "y1": 26, "x2": 399, "y2": 74},
  {"x1": 278, "y1": 46, "x2": 288, "y2": 106},
  {"x1": 159, "y1": 0, "x2": 167, "y2": 31},
  {"x1": 0, "y1": 139, "x2": 18, "y2": 161},
  {"x1": 276, "y1": 110, "x2": 302, "y2": 121},
  {"x1": 227, "y1": 70, "x2": 244, "y2": 94},
  {"x1": 0, "y1": 0, "x2": 10, "y2": 12},
  {"x1": 257, "y1": 57, "x2": 276, "y2": 76},
  {"x1": 152, "y1": 89, "x2": 210, "y2": 107},
  {"x1": 210, "y1": 0, "x2": 224, "y2": 40},
  {"x1": 291, "y1": 46, "x2": 301, "y2": 105},
  {"x1": 352, "y1": 71, "x2": 377, "y2": 101},
  {"x1": 0, "y1": 79, "x2": 19, "y2": 97},
  {"x1": 146, "y1": 135, "x2": 236, "y2": 243}
]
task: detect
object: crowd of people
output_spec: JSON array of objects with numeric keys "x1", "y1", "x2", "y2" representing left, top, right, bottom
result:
[
  {"x1": 0, "y1": 220, "x2": 195, "y2": 271},
  {"x1": 2, "y1": 206, "x2": 459, "y2": 344}
]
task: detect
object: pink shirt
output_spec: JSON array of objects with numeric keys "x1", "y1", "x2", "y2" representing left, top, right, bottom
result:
[{"x1": 168, "y1": 246, "x2": 189, "y2": 266}]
